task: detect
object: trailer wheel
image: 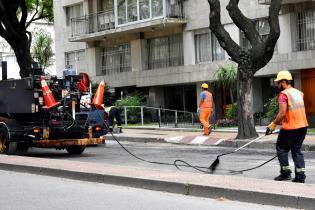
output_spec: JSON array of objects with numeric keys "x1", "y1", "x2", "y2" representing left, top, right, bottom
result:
[
  {"x1": 66, "y1": 145, "x2": 86, "y2": 155},
  {"x1": 0, "y1": 125, "x2": 17, "y2": 155}
]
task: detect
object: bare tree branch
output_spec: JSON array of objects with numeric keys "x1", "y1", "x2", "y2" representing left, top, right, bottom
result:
[
  {"x1": 26, "y1": 0, "x2": 40, "y2": 28},
  {"x1": 252, "y1": 0, "x2": 282, "y2": 69},
  {"x1": 226, "y1": 0, "x2": 261, "y2": 46},
  {"x1": 20, "y1": 0, "x2": 28, "y2": 26},
  {"x1": 265, "y1": 0, "x2": 282, "y2": 51},
  {"x1": 0, "y1": 21, "x2": 11, "y2": 44},
  {"x1": 208, "y1": 0, "x2": 242, "y2": 63}
]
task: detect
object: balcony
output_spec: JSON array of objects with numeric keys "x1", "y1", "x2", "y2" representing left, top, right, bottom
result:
[
  {"x1": 258, "y1": 0, "x2": 312, "y2": 5},
  {"x1": 71, "y1": 10, "x2": 115, "y2": 37},
  {"x1": 69, "y1": 0, "x2": 186, "y2": 42}
]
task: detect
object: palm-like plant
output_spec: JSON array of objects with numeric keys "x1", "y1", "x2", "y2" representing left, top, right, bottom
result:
[{"x1": 213, "y1": 63, "x2": 237, "y2": 103}]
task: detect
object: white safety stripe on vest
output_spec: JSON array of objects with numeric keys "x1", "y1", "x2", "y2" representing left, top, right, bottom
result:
[{"x1": 284, "y1": 89, "x2": 305, "y2": 111}]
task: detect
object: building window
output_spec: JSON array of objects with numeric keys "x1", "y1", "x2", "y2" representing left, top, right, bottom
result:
[
  {"x1": 295, "y1": 10, "x2": 315, "y2": 51},
  {"x1": 152, "y1": 0, "x2": 163, "y2": 18},
  {"x1": 147, "y1": 34, "x2": 183, "y2": 70},
  {"x1": 65, "y1": 50, "x2": 86, "y2": 72},
  {"x1": 140, "y1": 0, "x2": 150, "y2": 20},
  {"x1": 66, "y1": 4, "x2": 83, "y2": 26},
  {"x1": 99, "y1": 0, "x2": 114, "y2": 11},
  {"x1": 116, "y1": 0, "x2": 181, "y2": 25},
  {"x1": 101, "y1": 43, "x2": 131, "y2": 75},
  {"x1": 211, "y1": 33, "x2": 225, "y2": 61},
  {"x1": 195, "y1": 33, "x2": 211, "y2": 63},
  {"x1": 240, "y1": 18, "x2": 270, "y2": 50}
]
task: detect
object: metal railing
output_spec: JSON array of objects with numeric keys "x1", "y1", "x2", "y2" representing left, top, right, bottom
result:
[
  {"x1": 70, "y1": 1, "x2": 185, "y2": 37},
  {"x1": 119, "y1": 106, "x2": 200, "y2": 128},
  {"x1": 71, "y1": 10, "x2": 115, "y2": 37}
]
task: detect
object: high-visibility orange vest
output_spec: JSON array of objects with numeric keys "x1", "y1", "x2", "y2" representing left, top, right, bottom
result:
[
  {"x1": 281, "y1": 88, "x2": 308, "y2": 130},
  {"x1": 200, "y1": 91, "x2": 213, "y2": 109}
]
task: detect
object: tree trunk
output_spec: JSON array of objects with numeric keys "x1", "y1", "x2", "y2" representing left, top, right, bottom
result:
[
  {"x1": 13, "y1": 42, "x2": 32, "y2": 78},
  {"x1": 236, "y1": 66, "x2": 258, "y2": 139}
]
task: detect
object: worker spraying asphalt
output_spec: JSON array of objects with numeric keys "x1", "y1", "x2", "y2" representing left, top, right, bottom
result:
[{"x1": 266, "y1": 70, "x2": 308, "y2": 183}]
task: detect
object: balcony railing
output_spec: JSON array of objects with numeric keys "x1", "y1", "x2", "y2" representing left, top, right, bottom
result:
[
  {"x1": 70, "y1": 0, "x2": 184, "y2": 37},
  {"x1": 71, "y1": 10, "x2": 115, "y2": 37}
]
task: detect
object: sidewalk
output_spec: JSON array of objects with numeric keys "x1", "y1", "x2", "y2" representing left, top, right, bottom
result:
[
  {"x1": 106, "y1": 128, "x2": 315, "y2": 151},
  {"x1": 0, "y1": 155, "x2": 314, "y2": 209}
]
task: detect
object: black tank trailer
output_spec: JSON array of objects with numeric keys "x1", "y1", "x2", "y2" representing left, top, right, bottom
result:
[{"x1": 0, "y1": 65, "x2": 107, "y2": 155}]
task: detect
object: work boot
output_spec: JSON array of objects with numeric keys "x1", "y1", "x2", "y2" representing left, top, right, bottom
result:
[
  {"x1": 274, "y1": 173, "x2": 291, "y2": 181},
  {"x1": 208, "y1": 125, "x2": 212, "y2": 135},
  {"x1": 292, "y1": 178, "x2": 305, "y2": 183},
  {"x1": 119, "y1": 127, "x2": 123, "y2": 133},
  {"x1": 292, "y1": 173, "x2": 305, "y2": 183}
]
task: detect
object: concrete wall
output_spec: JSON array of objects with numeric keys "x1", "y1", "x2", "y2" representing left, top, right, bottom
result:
[
  {"x1": 54, "y1": 0, "x2": 87, "y2": 76},
  {"x1": 184, "y1": 0, "x2": 269, "y2": 31}
]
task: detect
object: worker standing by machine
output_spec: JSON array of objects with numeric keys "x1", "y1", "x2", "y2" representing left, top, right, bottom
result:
[
  {"x1": 104, "y1": 106, "x2": 122, "y2": 133},
  {"x1": 198, "y1": 83, "x2": 213, "y2": 136},
  {"x1": 266, "y1": 70, "x2": 308, "y2": 183}
]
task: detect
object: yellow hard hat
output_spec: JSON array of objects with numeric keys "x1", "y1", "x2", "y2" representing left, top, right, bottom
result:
[
  {"x1": 274, "y1": 70, "x2": 293, "y2": 82},
  {"x1": 201, "y1": 83, "x2": 208, "y2": 89}
]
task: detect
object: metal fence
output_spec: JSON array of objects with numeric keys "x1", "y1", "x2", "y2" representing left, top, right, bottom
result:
[{"x1": 120, "y1": 106, "x2": 201, "y2": 128}]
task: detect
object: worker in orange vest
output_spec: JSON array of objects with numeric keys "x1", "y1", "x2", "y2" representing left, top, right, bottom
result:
[
  {"x1": 198, "y1": 83, "x2": 213, "y2": 135},
  {"x1": 266, "y1": 70, "x2": 308, "y2": 183}
]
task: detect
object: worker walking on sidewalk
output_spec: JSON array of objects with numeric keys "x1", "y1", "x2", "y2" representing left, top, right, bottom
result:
[
  {"x1": 198, "y1": 83, "x2": 213, "y2": 136},
  {"x1": 266, "y1": 70, "x2": 308, "y2": 183}
]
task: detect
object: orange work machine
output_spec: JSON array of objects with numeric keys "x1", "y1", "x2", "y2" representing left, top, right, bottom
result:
[{"x1": 0, "y1": 66, "x2": 107, "y2": 155}]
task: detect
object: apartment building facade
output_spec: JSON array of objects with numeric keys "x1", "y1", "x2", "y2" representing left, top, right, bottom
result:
[{"x1": 54, "y1": 0, "x2": 315, "y2": 126}]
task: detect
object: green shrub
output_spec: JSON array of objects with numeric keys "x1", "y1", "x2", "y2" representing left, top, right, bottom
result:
[
  {"x1": 114, "y1": 93, "x2": 143, "y2": 107},
  {"x1": 264, "y1": 95, "x2": 279, "y2": 120},
  {"x1": 224, "y1": 103, "x2": 238, "y2": 120},
  {"x1": 114, "y1": 93, "x2": 144, "y2": 123}
]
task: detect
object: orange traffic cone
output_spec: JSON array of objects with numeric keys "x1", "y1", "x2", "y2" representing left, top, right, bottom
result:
[
  {"x1": 92, "y1": 80, "x2": 105, "y2": 109},
  {"x1": 40, "y1": 76, "x2": 60, "y2": 110}
]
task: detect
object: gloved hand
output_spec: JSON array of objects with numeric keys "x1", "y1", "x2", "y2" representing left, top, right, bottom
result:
[{"x1": 266, "y1": 122, "x2": 277, "y2": 135}]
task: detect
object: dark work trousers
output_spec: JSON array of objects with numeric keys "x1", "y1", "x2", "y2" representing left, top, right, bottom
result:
[
  {"x1": 108, "y1": 107, "x2": 122, "y2": 127},
  {"x1": 276, "y1": 127, "x2": 307, "y2": 180}
]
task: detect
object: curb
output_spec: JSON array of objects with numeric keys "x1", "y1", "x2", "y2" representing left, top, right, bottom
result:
[
  {"x1": 0, "y1": 158, "x2": 314, "y2": 209},
  {"x1": 105, "y1": 135, "x2": 315, "y2": 151},
  {"x1": 125, "y1": 127, "x2": 315, "y2": 135}
]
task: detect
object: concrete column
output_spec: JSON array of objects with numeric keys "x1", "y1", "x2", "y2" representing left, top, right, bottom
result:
[
  {"x1": 278, "y1": 13, "x2": 292, "y2": 54},
  {"x1": 85, "y1": 42, "x2": 98, "y2": 77},
  {"x1": 183, "y1": 31, "x2": 195, "y2": 65},
  {"x1": 196, "y1": 82, "x2": 202, "y2": 108},
  {"x1": 131, "y1": 39, "x2": 142, "y2": 72}
]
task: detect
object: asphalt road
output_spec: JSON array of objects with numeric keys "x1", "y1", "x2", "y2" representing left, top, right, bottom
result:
[
  {"x1": 0, "y1": 170, "x2": 296, "y2": 210},
  {"x1": 17, "y1": 140, "x2": 315, "y2": 183}
]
